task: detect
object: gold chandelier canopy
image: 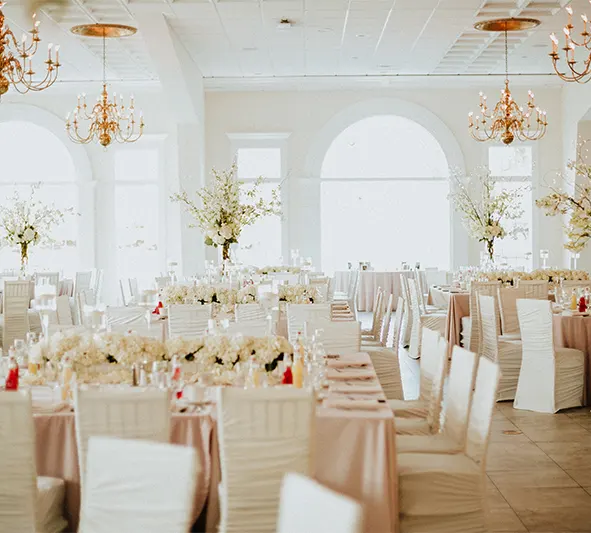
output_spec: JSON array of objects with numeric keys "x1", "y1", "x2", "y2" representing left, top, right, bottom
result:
[
  {"x1": 0, "y1": 3, "x2": 60, "y2": 96},
  {"x1": 66, "y1": 23, "x2": 144, "y2": 148},
  {"x1": 550, "y1": 5, "x2": 591, "y2": 83},
  {"x1": 468, "y1": 18, "x2": 548, "y2": 145}
]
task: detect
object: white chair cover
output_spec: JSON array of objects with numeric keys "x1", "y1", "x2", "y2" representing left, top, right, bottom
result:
[
  {"x1": 226, "y1": 319, "x2": 270, "y2": 337},
  {"x1": 562, "y1": 280, "x2": 591, "y2": 290},
  {"x1": 516, "y1": 299, "x2": 585, "y2": 413},
  {"x1": 467, "y1": 281, "x2": 500, "y2": 353},
  {"x1": 286, "y1": 303, "x2": 330, "y2": 342},
  {"x1": 235, "y1": 303, "x2": 266, "y2": 322},
  {"x1": 497, "y1": 286, "x2": 525, "y2": 336},
  {"x1": 216, "y1": 387, "x2": 315, "y2": 533},
  {"x1": 391, "y1": 297, "x2": 404, "y2": 359},
  {"x1": 0, "y1": 391, "x2": 67, "y2": 533},
  {"x1": 75, "y1": 271, "x2": 93, "y2": 296},
  {"x1": 399, "y1": 275, "x2": 413, "y2": 346},
  {"x1": 277, "y1": 473, "x2": 363, "y2": 533},
  {"x1": 378, "y1": 293, "x2": 394, "y2": 347},
  {"x1": 518, "y1": 279, "x2": 548, "y2": 300},
  {"x1": 407, "y1": 278, "x2": 445, "y2": 360},
  {"x1": 119, "y1": 279, "x2": 133, "y2": 307},
  {"x1": 479, "y1": 295, "x2": 522, "y2": 401},
  {"x1": 3, "y1": 280, "x2": 31, "y2": 350},
  {"x1": 168, "y1": 304, "x2": 212, "y2": 338},
  {"x1": 305, "y1": 319, "x2": 361, "y2": 355},
  {"x1": 79, "y1": 437, "x2": 197, "y2": 533},
  {"x1": 106, "y1": 306, "x2": 147, "y2": 326},
  {"x1": 362, "y1": 287, "x2": 384, "y2": 338},
  {"x1": 367, "y1": 347, "x2": 403, "y2": 400},
  {"x1": 55, "y1": 294, "x2": 74, "y2": 325},
  {"x1": 74, "y1": 388, "x2": 170, "y2": 483},
  {"x1": 34, "y1": 271, "x2": 60, "y2": 288},
  {"x1": 92, "y1": 269, "x2": 104, "y2": 305},
  {"x1": 128, "y1": 278, "x2": 140, "y2": 300}
]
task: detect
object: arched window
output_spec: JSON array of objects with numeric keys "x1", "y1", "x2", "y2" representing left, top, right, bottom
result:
[
  {"x1": 321, "y1": 115, "x2": 450, "y2": 273},
  {"x1": 0, "y1": 121, "x2": 79, "y2": 273}
]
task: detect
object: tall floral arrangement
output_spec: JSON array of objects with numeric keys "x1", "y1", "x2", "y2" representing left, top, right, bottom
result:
[
  {"x1": 536, "y1": 149, "x2": 591, "y2": 254},
  {"x1": 0, "y1": 185, "x2": 75, "y2": 274},
  {"x1": 449, "y1": 168, "x2": 528, "y2": 261},
  {"x1": 171, "y1": 163, "x2": 281, "y2": 262}
]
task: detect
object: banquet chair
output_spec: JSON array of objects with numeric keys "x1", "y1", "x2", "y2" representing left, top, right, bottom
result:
[
  {"x1": 407, "y1": 278, "x2": 446, "y2": 360},
  {"x1": 515, "y1": 299, "x2": 585, "y2": 413},
  {"x1": 75, "y1": 271, "x2": 93, "y2": 297},
  {"x1": 367, "y1": 347, "x2": 404, "y2": 400},
  {"x1": 561, "y1": 280, "x2": 589, "y2": 290},
  {"x1": 226, "y1": 319, "x2": 270, "y2": 337},
  {"x1": 389, "y1": 328, "x2": 443, "y2": 417},
  {"x1": 332, "y1": 270, "x2": 359, "y2": 319},
  {"x1": 479, "y1": 295, "x2": 522, "y2": 401},
  {"x1": 34, "y1": 271, "x2": 60, "y2": 288},
  {"x1": 272, "y1": 273, "x2": 300, "y2": 285},
  {"x1": 396, "y1": 344, "x2": 477, "y2": 442},
  {"x1": 128, "y1": 278, "x2": 140, "y2": 301},
  {"x1": 326, "y1": 277, "x2": 335, "y2": 301},
  {"x1": 462, "y1": 281, "x2": 500, "y2": 354},
  {"x1": 106, "y1": 306, "x2": 147, "y2": 327},
  {"x1": 397, "y1": 357, "x2": 500, "y2": 532},
  {"x1": 424, "y1": 268, "x2": 448, "y2": 289},
  {"x1": 155, "y1": 276, "x2": 171, "y2": 290},
  {"x1": 91, "y1": 269, "x2": 104, "y2": 305},
  {"x1": 74, "y1": 388, "x2": 170, "y2": 483},
  {"x1": 305, "y1": 319, "x2": 361, "y2": 355},
  {"x1": 3, "y1": 280, "x2": 31, "y2": 350},
  {"x1": 79, "y1": 437, "x2": 197, "y2": 533},
  {"x1": 235, "y1": 303, "x2": 267, "y2": 322},
  {"x1": 399, "y1": 275, "x2": 413, "y2": 347},
  {"x1": 517, "y1": 279, "x2": 549, "y2": 300},
  {"x1": 286, "y1": 303, "x2": 330, "y2": 342},
  {"x1": 216, "y1": 387, "x2": 315, "y2": 533},
  {"x1": 363, "y1": 293, "x2": 394, "y2": 348},
  {"x1": 0, "y1": 390, "x2": 68, "y2": 533},
  {"x1": 277, "y1": 473, "x2": 363, "y2": 533},
  {"x1": 76, "y1": 290, "x2": 95, "y2": 327},
  {"x1": 361, "y1": 287, "x2": 385, "y2": 340},
  {"x1": 497, "y1": 286, "x2": 526, "y2": 337},
  {"x1": 56, "y1": 294, "x2": 74, "y2": 325},
  {"x1": 119, "y1": 279, "x2": 133, "y2": 307},
  {"x1": 397, "y1": 355, "x2": 500, "y2": 455},
  {"x1": 168, "y1": 304, "x2": 212, "y2": 338}
]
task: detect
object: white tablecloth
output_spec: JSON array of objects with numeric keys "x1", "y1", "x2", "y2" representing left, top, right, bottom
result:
[{"x1": 335, "y1": 271, "x2": 425, "y2": 312}]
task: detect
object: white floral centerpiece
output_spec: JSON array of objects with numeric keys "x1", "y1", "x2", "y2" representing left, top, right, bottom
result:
[
  {"x1": 257, "y1": 266, "x2": 301, "y2": 275},
  {"x1": 449, "y1": 168, "x2": 528, "y2": 261},
  {"x1": 278, "y1": 284, "x2": 322, "y2": 304},
  {"x1": 237, "y1": 284, "x2": 258, "y2": 304},
  {"x1": 481, "y1": 269, "x2": 589, "y2": 285},
  {"x1": 0, "y1": 184, "x2": 76, "y2": 275},
  {"x1": 171, "y1": 163, "x2": 281, "y2": 262}
]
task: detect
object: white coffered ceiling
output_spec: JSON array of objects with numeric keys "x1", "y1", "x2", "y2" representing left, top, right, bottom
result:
[{"x1": 2, "y1": 0, "x2": 586, "y2": 88}]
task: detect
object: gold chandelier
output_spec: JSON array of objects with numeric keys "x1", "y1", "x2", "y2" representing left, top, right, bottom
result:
[
  {"x1": 550, "y1": 5, "x2": 591, "y2": 83},
  {"x1": 468, "y1": 18, "x2": 548, "y2": 145},
  {"x1": 66, "y1": 24, "x2": 144, "y2": 148},
  {"x1": 0, "y1": 3, "x2": 60, "y2": 96}
]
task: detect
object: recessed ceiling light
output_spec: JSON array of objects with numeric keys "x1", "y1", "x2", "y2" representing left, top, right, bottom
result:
[
  {"x1": 356, "y1": 33, "x2": 367, "y2": 38},
  {"x1": 351, "y1": 56, "x2": 359, "y2": 60},
  {"x1": 378, "y1": 64, "x2": 393, "y2": 68},
  {"x1": 317, "y1": 27, "x2": 333, "y2": 33},
  {"x1": 242, "y1": 47, "x2": 258, "y2": 52}
]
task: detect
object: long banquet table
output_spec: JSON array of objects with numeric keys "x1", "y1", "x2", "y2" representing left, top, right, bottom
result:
[
  {"x1": 33, "y1": 353, "x2": 398, "y2": 533},
  {"x1": 335, "y1": 270, "x2": 425, "y2": 312}
]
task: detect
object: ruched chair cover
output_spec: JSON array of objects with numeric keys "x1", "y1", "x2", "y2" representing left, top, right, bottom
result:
[
  {"x1": 277, "y1": 473, "x2": 363, "y2": 533},
  {"x1": 79, "y1": 437, "x2": 197, "y2": 533},
  {"x1": 518, "y1": 279, "x2": 549, "y2": 300},
  {"x1": 479, "y1": 295, "x2": 522, "y2": 401},
  {"x1": 465, "y1": 280, "x2": 500, "y2": 354},
  {"x1": 366, "y1": 347, "x2": 403, "y2": 400},
  {"x1": 333, "y1": 270, "x2": 359, "y2": 319},
  {"x1": 106, "y1": 306, "x2": 147, "y2": 327},
  {"x1": 562, "y1": 280, "x2": 591, "y2": 290},
  {"x1": 235, "y1": 303, "x2": 266, "y2": 322},
  {"x1": 226, "y1": 319, "x2": 270, "y2": 337},
  {"x1": 286, "y1": 303, "x2": 330, "y2": 342},
  {"x1": 55, "y1": 294, "x2": 74, "y2": 325},
  {"x1": 515, "y1": 299, "x2": 585, "y2": 413},
  {"x1": 74, "y1": 388, "x2": 171, "y2": 483},
  {"x1": 407, "y1": 278, "x2": 446, "y2": 360},
  {"x1": 305, "y1": 319, "x2": 361, "y2": 355},
  {"x1": 363, "y1": 293, "x2": 394, "y2": 348},
  {"x1": 216, "y1": 387, "x2": 315, "y2": 533},
  {"x1": 3, "y1": 280, "x2": 32, "y2": 350},
  {"x1": 395, "y1": 338, "x2": 450, "y2": 436},
  {"x1": 397, "y1": 357, "x2": 500, "y2": 532},
  {"x1": 497, "y1": 286, "x2": 525, "y2": 336},
  {"x1": 389, "y1": 327, "x2": 442, "y2": 418},
  {"x1": 362, "y1": 287, "x2": 385, "y2": 339},
  {"x1": 391, "y1": 297, "x2": 405, "y2": 358},
  {"x1": 75, "y1": 271, "x2": 93, "y2": 297},
  {"x1": 168, "y1": 304, "x2": 212, "y2": 338},
  {"x1": 397, "y1": 345, "x2": 478, "y2": 448},
  {"x1": 0, "y1": 391, "x2": 67, "y2": 533}
]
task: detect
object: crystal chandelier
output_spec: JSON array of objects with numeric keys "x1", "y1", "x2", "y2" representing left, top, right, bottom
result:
[
  {"x1": 0, "y1": 3, "x2": 60, "y2": 96},
  {"x1": 66, "y1": 24, "x2": 144, "y2": 148},
  {"x1": 550, "y1": 5, "x2": 591, "y2": 83},
  {"x1": 468, "y1": 18, "x2": 548, "y2": 145}
]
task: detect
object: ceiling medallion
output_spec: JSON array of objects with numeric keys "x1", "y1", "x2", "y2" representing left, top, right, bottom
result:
[
  {"x1": 66, "y1": 24, "x2": 144, "y2": 148},
  {"x1": 0, "y1": 3, "x2": 60, "y2": 96},
  {"x1": 468, "y1": 18, "x2": 548, "y2": 145},
  {"x1": 550, "y1": 5, "x2": 591, "y2": 83}
]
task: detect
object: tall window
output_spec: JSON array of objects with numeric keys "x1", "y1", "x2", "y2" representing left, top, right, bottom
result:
[
  {"x1": 488, "y1": 146, "x2": 533, "y2": 270},
  {"x1": 321, "y1": 115, "x2": 450, "y2": 274},
  {"x1": 0, "y1": 121, "x2": 79, "y2": 274},
  {"x1": 115, "y1": 148, "x2": 161, "y2": 288},
  {"x1": 235, "y1": 147, "x2": 283, "y2": 266}
]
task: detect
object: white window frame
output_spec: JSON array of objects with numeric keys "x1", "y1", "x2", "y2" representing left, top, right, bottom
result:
[{"x1": 227, "y1": 133, "x2": 290, "y2": 260}]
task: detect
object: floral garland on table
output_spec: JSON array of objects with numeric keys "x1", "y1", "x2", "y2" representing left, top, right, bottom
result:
[
  {"x1": 449, "y1": 168, "x2": 528, "y2": 261},
  {"x1": 170, "y1": 164, "x2": 281, "y2": 262},
  {"x1": 166, "y1": 335, "x2": 293, "y2": 374},
  {"x1": 161, "y1": 284, "x2": 259, "y2": 306},
  {"x1": 480, "y1": 269, "x2": 590, "y2": 285},
  {"x1": 278, "y1": 284, "x2": 322, "y2": 304},
  {"x1": 257, "y1": 266, "x2": 301, "y2": 275},
  {"x1": 0, "y1": 184, "x2": 76, "y2": 275}
]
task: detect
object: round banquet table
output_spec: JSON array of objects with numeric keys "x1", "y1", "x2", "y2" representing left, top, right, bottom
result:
[
  {"x1": 553, "y1": 314, "x2": 591, "y2": 405},
  {"x1": 335, "y1": 270, "x2": 425, "y2": 312},
  {"x1": 427, "y1": 287, "x2": 470, "y2": 350}
]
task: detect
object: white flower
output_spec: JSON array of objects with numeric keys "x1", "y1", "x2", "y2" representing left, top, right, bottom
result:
[
  {"x1": 220, "y1": 225, "x2": 233, "y2": 240},
  {"x1": 22, "y1": 227, "x2": 36, "y2": 242}
]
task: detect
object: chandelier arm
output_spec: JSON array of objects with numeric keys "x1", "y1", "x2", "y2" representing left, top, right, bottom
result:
[{"x1": 564, "y1": 55, "x2": 591, "y2": 81}]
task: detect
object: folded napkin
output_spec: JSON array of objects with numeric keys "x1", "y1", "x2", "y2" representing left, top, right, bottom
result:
[
  {"x1": 323, "y1": 398, "x2": 381, "y2": 411},
  {"x1": 329, "y1": 383, "x2": 383, "y2": 394},
  {"x1": 327, "y1": 355, "x2": 370, "y2": 369},
  {"x1": 328, "y1": 368, "x2": 376, "y2": 381}
]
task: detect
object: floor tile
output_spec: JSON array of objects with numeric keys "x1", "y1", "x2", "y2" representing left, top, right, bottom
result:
[
  {"x1": 486, "y1": 442, "x2": 556, "y2": 471},
  {"x1": 536, "y1": 441, "x2": 591, "y2": 470},
  {"x1": 565, "y1": 468, "x2": 591, "y2": 487},
  {"x1": 515, "y1": 506, "x2": 591, "y2": 532},
  {"x1": 515, "y1": 424, "x2": 591, "y2": 443},
  {"x1": 489, "y1": 466, "x2": 579, "y2": 491},
  {"x1": 497, "y1": 487, "x2": 591, "y2": 511}
]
